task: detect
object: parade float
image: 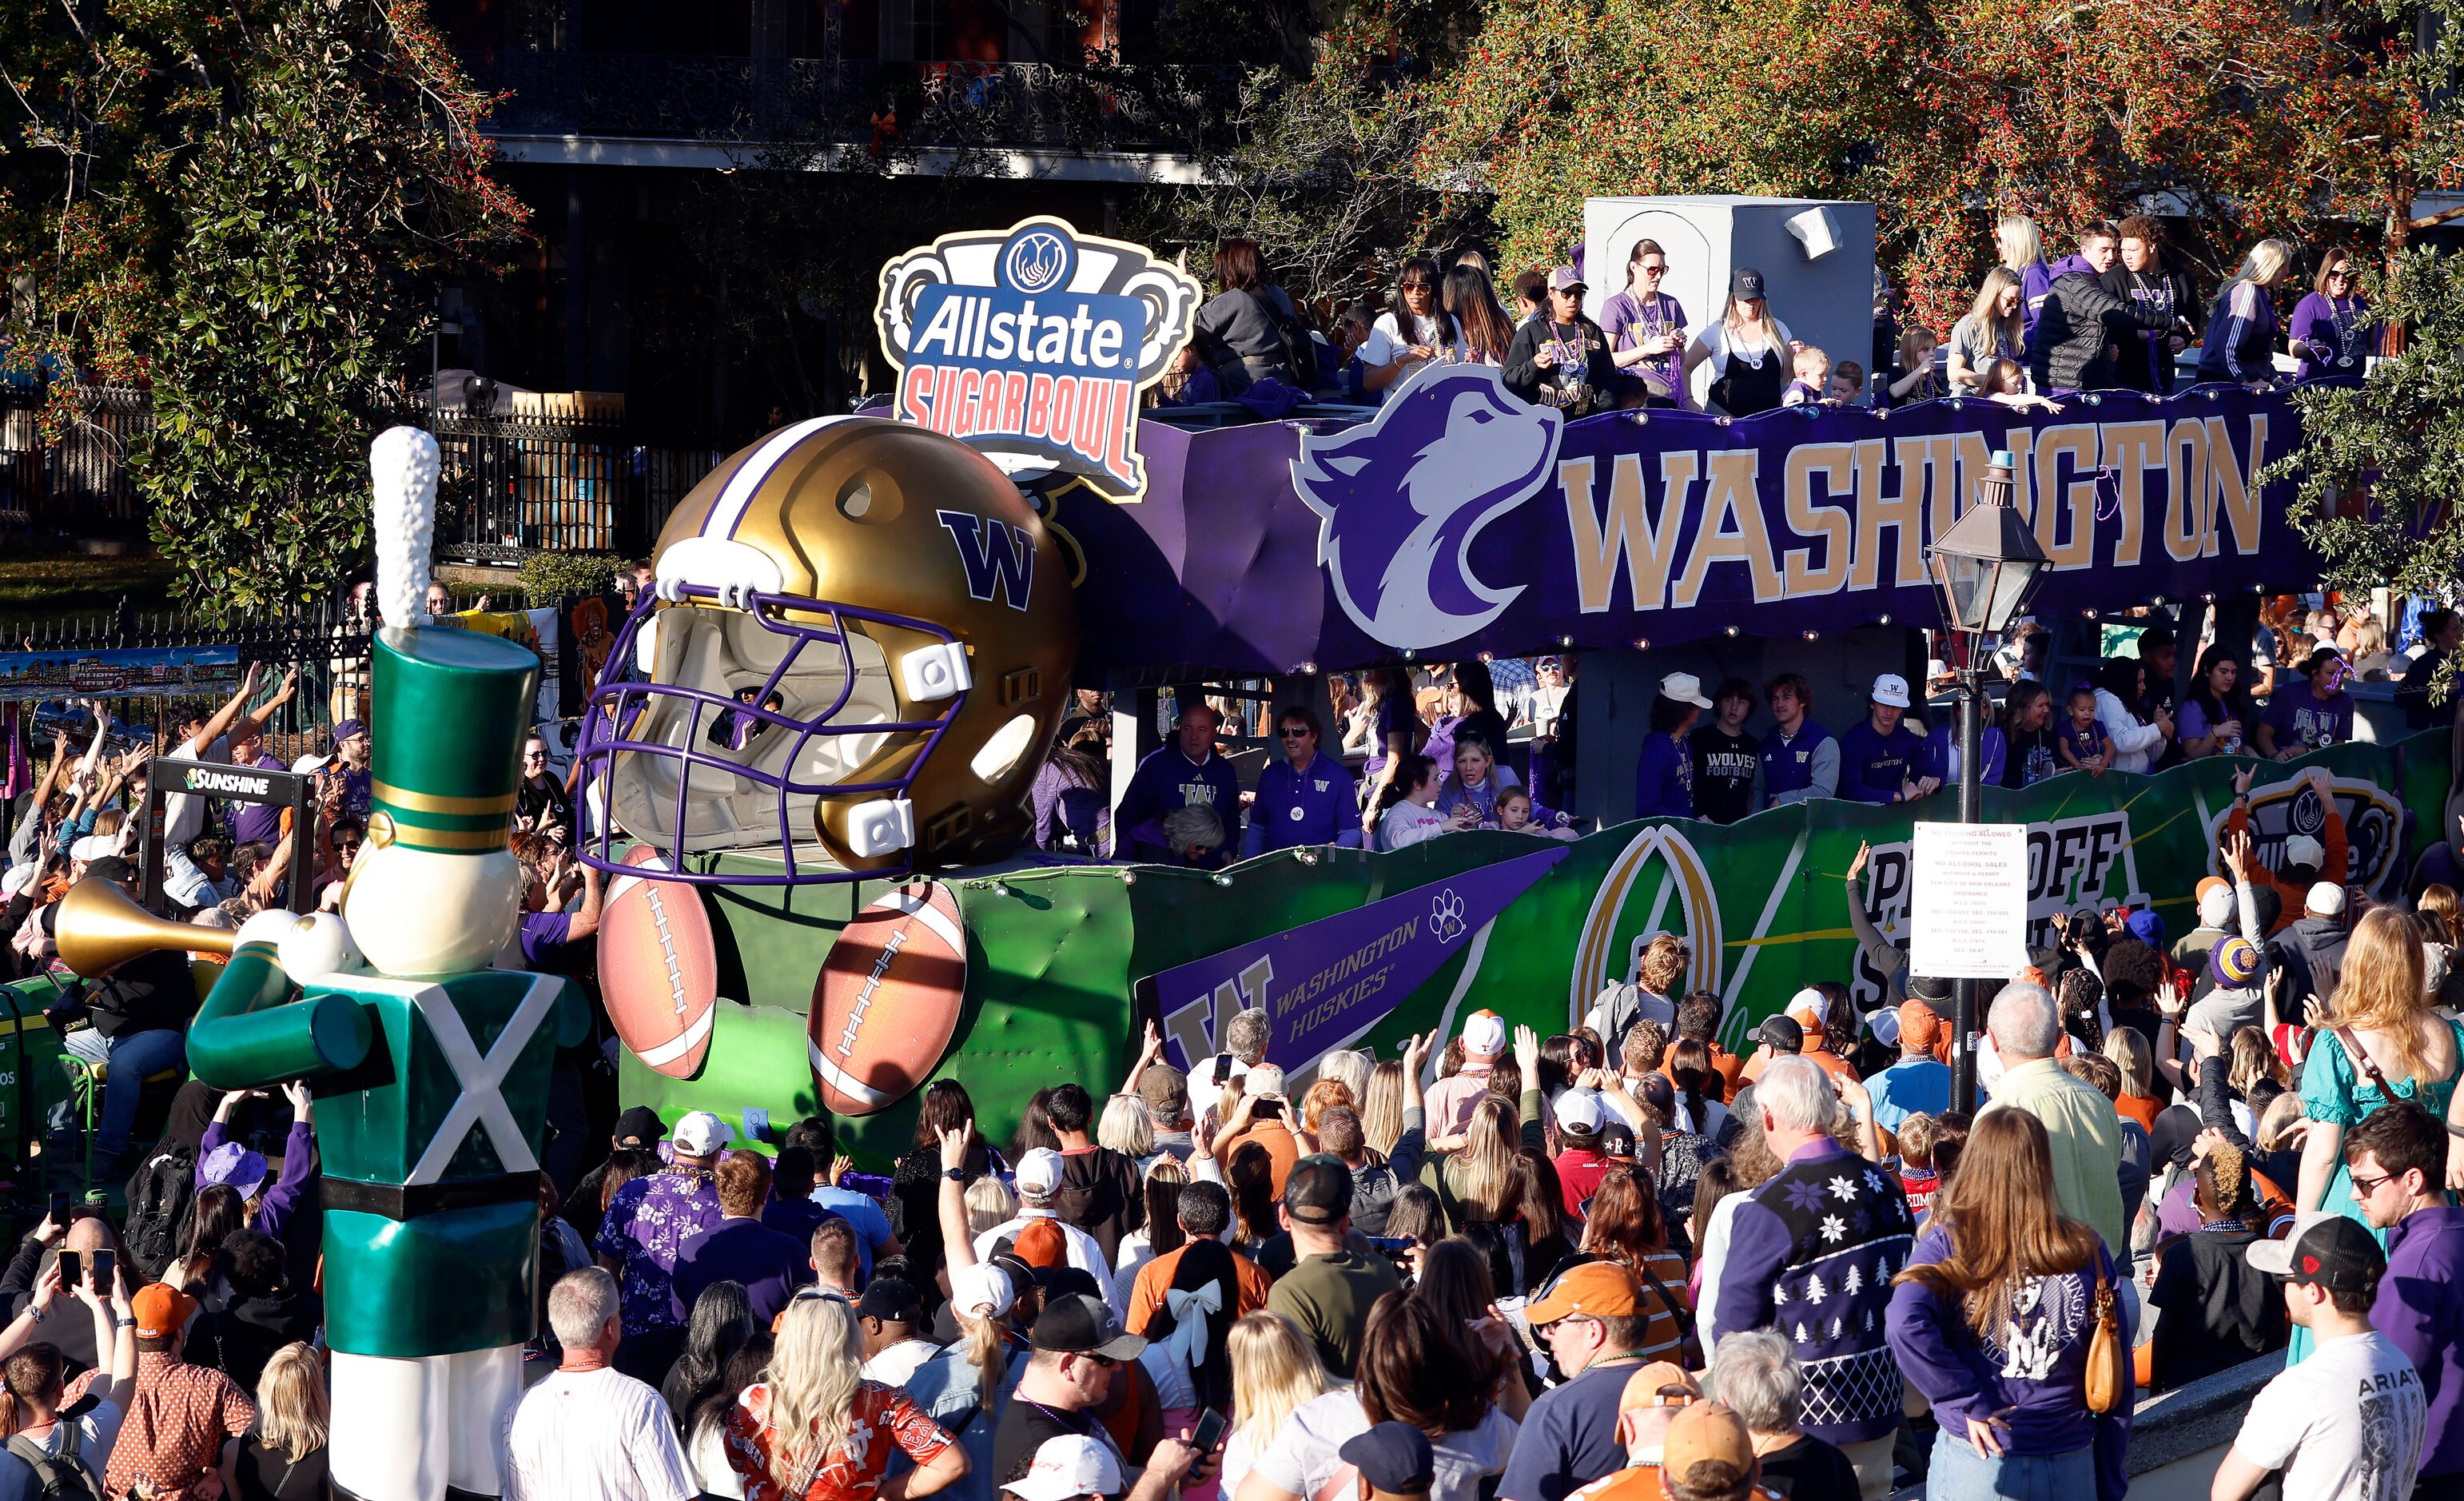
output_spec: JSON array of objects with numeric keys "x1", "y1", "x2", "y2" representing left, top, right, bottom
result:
[{"x1": 567, "y1": 211, "x2": 2463, "y2": 1163}]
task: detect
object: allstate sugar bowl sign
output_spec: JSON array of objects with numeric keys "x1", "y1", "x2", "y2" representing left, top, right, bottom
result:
[{"x1": 875, "y1": 217, "x2": 1200, "y2": 499}]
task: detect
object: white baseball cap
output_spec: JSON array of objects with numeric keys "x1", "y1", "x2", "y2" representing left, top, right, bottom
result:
[
  {"x1": 671, "y1": 1110, "x2": 734, "y2": 1156},
  {"x1": 1004, "y1": 1435, "x2": 1125, "y2": 1501},
  {"x1": 1463, "y1": 1011, "x2": 1508, "y2": 1057},
  {"x1": 1871, "y1": 674, "x2": 1913, "y2": 709},
  {"x1": 1867, "y1": 1005, "x2": 1902, "y2": 1049},
  {"x1": 1785, "y1": 987, "x2": 1829, "y2": 1027},
  {"x1": 1556, "y1": 1089, "x2": 1605, "y2": 1134},
  {"x1": 289, "y1": 752, "x2": 331, "y2": 775},
  {"x1": 951, "y1": 1261, "x2": 1017, "y2": 1320},
  {"x1": 2307, "y1": 881, "x2": 2347, "y2": 918},
  {"x1": 2285, "y1": 834, "x2": 2327, "y2": 870},
  {"x1": 1659, "y1": 672, "x2": 1714, "y2": 710},
  {"x1": 1248, "y1": 1065, "x2": 1288, "y2": 1099},
  {"x1": 0, "y1": 864, "x2": 34, "y2": 899},
  {"x1": 68, "y1": 834, "x2": 114, "y2": 864},
  {"x1": 1016, "y1": 1147, "x2": 1065, "y2": 1197},
  {"x1": 2199, "y1": 884, "x2": 2235, "y2": 929}
]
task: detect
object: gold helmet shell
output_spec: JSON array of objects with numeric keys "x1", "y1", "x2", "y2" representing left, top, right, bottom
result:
[{"x1": 585, "y1": 416, "x2": 1077, "y2": 878}]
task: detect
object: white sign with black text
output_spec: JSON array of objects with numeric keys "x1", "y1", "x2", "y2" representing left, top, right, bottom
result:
[{"x1": 1908, "y1": 822, "x2": 2031, "y2": 981}]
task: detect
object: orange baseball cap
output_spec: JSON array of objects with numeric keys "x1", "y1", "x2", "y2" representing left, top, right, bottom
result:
[
  {"x1": 1897, "y1": 998, "x2": 1944, "y2": 1053},
  {"x1": 1013, "y1": 1220, "x2": 1069, "y2": 1270},
  {"x1": 132, "y1": 1284, "x2": 197, "y2": 1340},
  {"x1": 1526, "y1": 1262, "x2": 1642, "y2": 1325},
  {"x1": 1618, "y1": 1362, "x2": 1702, "y2": 1411},
  {"x1": 1658, "y1": 1403, "x2": 1756, "y2": 1499}
]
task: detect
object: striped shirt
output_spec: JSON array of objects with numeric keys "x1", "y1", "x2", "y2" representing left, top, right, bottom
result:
[{"x1": 1622, "y1": 1249, "x2": 1694, "y2": 1361}]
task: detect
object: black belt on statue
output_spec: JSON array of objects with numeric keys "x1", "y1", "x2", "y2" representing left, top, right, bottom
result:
[{"x1": 321, "y1": 1173, "x2": 536, "y2": 1220}]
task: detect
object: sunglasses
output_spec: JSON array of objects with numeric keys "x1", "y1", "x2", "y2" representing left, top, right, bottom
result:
[
  {"x1": 1277, "y1": 727, "x2": 1312, "y2": 739},
  {"x1": 791, "y1": 1288, "x2": 852, "y2": 1307},
  {"x1": 1403, "y1": 280, "x2": 1434, "y2": 290},
  {"x1": 1637, "y1": 264, "x2": 1668, "y2": 277},
  {"x1": 2351, "y1": 1170, "x2": 2398, "y2": 1196}
]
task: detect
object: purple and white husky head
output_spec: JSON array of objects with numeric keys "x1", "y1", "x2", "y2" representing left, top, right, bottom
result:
[{"x1": 1292, "y1": 365, "x2": 1562, "y2": 651}]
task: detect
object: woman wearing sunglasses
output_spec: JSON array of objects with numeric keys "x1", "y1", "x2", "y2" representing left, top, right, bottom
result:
[
  {"x1": 1599, "y1": 240, "x2": 1689, "y2": 409},
  {"x1": 1363, "y1": 257, "x2": 1463, "y2": 394},
  {"x1": 2290, "y1": 245, "x2": 2374, "y2": 384}
]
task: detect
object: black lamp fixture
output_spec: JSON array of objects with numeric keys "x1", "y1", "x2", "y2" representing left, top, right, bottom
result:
[{"x1": 1927, "y1": 449, "x2": 2050, "y2": 641}]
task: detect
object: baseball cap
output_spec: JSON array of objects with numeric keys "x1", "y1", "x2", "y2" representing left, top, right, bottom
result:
[
  {"x1": 1138, "y1": 1065, "x2": 1190, "y2": 1125},
  {"x1": 82, "y1": 856, "x2": 134, "y2": 885},
  {"x1": 1339, "y1": 1423, "x2": 1436, "y2": 1495},
  {"x1": 612, "y1": 1106, "x2": 664, "y2": 1149},
  {"x1": 289, "y1": 752, "x2": 331, "y2": 775},
  {"x1": 1556, "y1": 1089, "x2": 1605, "y2": 1135},
  {"x1": 132, "y1": 1284, "x2": 197, "y2": 1340},
  {"x1": 2211, "y1": 936, "x2": 2261, "y2": 988},
  {"x1": 1248, "y1": 1064, "x2": 1288, "y2": 1100},
  {"x1": 671, "y1": 1110, "x2": 734, "y2": 1157},
  {"x1": 1784, "y1": 986, "x2": 1829, "y2": 1029},
  {"x1": 1658, "y1": 672, "x2": 1714, "y2": 711},
  {"x1": 1284, "y1": 1153, "x2": 1355, "y2": 1225},
  {"x1": 1012, "y1": 1220, "x2": 1069, "y2": 1270},
  {"x1": 1525, "y1": 1261, "x2": 1642, "y2": 1325},
  {"x1": 1016, "y1": 1147, "x2": 1065, "y2": 1197},
  {"x1": 0, "y1": 865, "x2": 34, "y2": 900},
  {"x1": 68, "y1": 835, "x2": 115, "y2": 865},
  {"x1": 1548, "y1": 267, "x2": 1586, "y2": 294},
  {"x1": 1897, "y1": 998, "x2": 1943, "y2": 1053},
  {"x1": 2307, "y1": 881, "x2": 2347, "y2": 917},
  {"x1": 1031, "y1": 1292, "x2": 1146, "y2": 1360},
  {"x1": 2198, "y1": 880, "x2": 2235, "y2": 929},
  {"x1": 2125, "y1": 909, "x2": 2166, "y2": 949},
  {"x1": 1658, "y1": 1403, "x2": 1757, "y2": 1499},
  {"x1": 1870, "y1": 673, "x2": 1913, "y2": 709},
  {"x1": 2247, "y1": 1212, "x2": 2386, "y2": 1292},
  {"x1": 200, "y1": 1141, "x2": 269, "y2": 1200},
  {"x1": 857, "y1": 1276, "x2": 923, "y2": 1324},
  {"x1": 1618, "y1": 1362, "x2": 1702, "y2": 1411},
  {"x1": 2285, "y1": 834, "x2": 2326, "y2": 870},
  {"x1": 951, "y1": 1262, "x2": 1017, "y2": 1320},
  {"x1": 1005, "y1": 1435, "x2": 1125, "y2": 1501},
  {"x1": 1463, "y1": 1010, "x2": 1507, "y2": 1057},
  {"x1": 1867, "y1": 1004, "x2": 1901, "y2": 1049},
  {"x1": 1730, "y1": 267, "x2": 1768, "y2": 301},
  {"x1": 1751, "y1": 1013, "x2": 1804, "y2": 1054},
  {"x1": 333, "y1": 718, "x2": 368, "y2": 743}
]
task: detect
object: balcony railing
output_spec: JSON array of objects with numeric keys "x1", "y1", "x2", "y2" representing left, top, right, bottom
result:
[{"x1": 475, "y1": 53, "x2": 1236, "y2": 154}]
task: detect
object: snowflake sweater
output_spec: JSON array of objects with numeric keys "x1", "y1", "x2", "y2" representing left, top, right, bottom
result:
[{"x1": 1712, "y1": 1141, "x2": 1915, "y2": 1444}]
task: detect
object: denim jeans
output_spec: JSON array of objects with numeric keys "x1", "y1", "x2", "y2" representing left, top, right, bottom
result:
[
  {"x1": 90, "y1": 1028, "x2": 187, "y2": 1167},
  {"x1": 1926, "y1": 1428, "x2": 2092, "y2": 1501}
]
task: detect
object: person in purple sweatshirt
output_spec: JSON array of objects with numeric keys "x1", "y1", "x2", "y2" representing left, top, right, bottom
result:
[
  {"x1": 1835, "y1": 674, "x2": 1933, "y2": 805},
  {"x1": 1117, "y1": 700, "x2": 1243, "y2": 866},
  {"x1": 2288, "y1": 245, "x2": 2374, "y2": 384},
  {"x1": 1916, "y1": 711, "x2": 2007, "y2": 792},
  {"x1": 1885, "y1": 1108, "x2": 2132, "y2": 1501},
  {"x1": 2199, "y1": 238, "x2": 2295, "y2": 389},
  {"x1": 1634, "y1": 671, "x2": 1710, "y2": 819},
  {"x1": 2342, "y1": 1102, "x2": 2464, "y2": 1493},
  {"x1": 1712, "y1": 1056, "x2": 1915, "y2": 1499},
  {"x1": 197, "y1": 1081, "x2": 320, "y2": 1256}
]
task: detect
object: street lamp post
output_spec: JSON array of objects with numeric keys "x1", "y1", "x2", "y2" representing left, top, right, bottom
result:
[{"x1": 1925, "y1": 449, "x2": 2050, "y2": 1113}]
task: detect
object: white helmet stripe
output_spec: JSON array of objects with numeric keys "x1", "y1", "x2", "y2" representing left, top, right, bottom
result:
[{"x1": 705, "y1": 416, "x2": 863, "y2": 541}]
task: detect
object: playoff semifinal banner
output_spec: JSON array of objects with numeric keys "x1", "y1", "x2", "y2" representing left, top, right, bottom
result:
[{"x1": 1061, "y1": 365, "x2": 2316, "y2": 671}]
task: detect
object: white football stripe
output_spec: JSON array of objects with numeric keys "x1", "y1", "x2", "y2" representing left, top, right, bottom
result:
[
  {"x1": 635, "y1": 1002, "x2": 716, "y2": 1068},
  {"x1": 870, "y1": 886, "x2": 965, "y2": 956},
  {"x1": 809, "y1": 1037, "x2": 892, "y2": 1107},
  {"x1": 704, "y1": 417, "x2": 854, "y2": 540},
  {"x1": 607, "y1": 848, "x2": 676, "y2": 910}
]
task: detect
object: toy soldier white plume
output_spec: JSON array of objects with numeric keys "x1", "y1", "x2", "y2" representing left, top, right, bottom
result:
[{"x1": 370, "y1": 426, "x2": 441, "y2": 631}]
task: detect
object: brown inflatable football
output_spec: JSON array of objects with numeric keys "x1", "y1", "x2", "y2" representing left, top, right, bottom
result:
[
  {"x1": 602, "y1": 845, "x2": 719, "y2": 1079},
  {"x1": 809, "y1": 881, "x2": 967, "y2": 1115}
]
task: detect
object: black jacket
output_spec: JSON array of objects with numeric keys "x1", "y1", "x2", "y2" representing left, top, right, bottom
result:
[
  {"x1": 188, "y1": 1291, "x2": 324, "y2": 1392},
  {"x1": 2272, "y1": 914, "x2": 2351, "y2": 1008},
  {"x1": 85, "y1": 946, "x2": 199, "y2": 1039},
  {"x1": 2026, "y1": 272, "x2": 2175, "y2": 392},
  {"x1": 2096, "y1": 263, "x2": 2202, "y2": 393},
  {"x1": 1505, "y1": 317, "x2": 1618, "y2": 418}
]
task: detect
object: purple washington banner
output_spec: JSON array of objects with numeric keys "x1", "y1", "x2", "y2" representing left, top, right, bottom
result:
[
  {"x1": 1151, "y1": 845, "x2": 1568, "y2": 1077},
  {"x1": 1059, "y1": 368, "x2": 2311, "y2": 673}
]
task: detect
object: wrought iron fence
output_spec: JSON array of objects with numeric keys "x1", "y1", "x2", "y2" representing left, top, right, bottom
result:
[
  {"x1": 0, "y1": 386, "x2": 730, "y2": 565},
  {"x1": 0, "y1": 387, "x2": 151, "y2": 539}
]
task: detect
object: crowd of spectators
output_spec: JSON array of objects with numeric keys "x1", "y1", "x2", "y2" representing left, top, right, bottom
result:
[{"x1": 1154, "y1": 217, "x2": 2374, "y2": 421}]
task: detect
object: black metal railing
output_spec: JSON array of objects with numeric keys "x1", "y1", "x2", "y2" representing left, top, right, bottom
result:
[
  {"x1": 0, "y1": 386, "x2": 732, "y2": 565},
  {"x1": 475, "y1": 53, "x2": 1236, "y2": 154}
]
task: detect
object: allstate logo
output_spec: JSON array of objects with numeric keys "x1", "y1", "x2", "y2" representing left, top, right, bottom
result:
[
  {"x1": 1001, "y1": 228, "x2": 1075, "y2": 295},
  {"x1": 1431, "y1": 890, "x2": 1468, "y2": 944}
]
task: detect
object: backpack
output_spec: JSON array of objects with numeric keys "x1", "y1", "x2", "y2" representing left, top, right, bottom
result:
[
  {"x1": 6, "y1": 1398, "x2": 102, "y2": 1501},
  {"x1": 122, "y1": 1142, "x2": 197, "y2": 1283}
]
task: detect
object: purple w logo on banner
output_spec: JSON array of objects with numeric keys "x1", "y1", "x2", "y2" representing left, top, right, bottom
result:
[
  {"x1": 1149, "y1": 845, "x2": 1567, "y2": 1078},
  {"x1": 937, "y1": 510, "x2": 1035, "y2": 611}
]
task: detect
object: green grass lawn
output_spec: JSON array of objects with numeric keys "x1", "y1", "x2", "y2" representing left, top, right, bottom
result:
[{"x1": 0, "y1": 550, "x2": 180, "y2": 628}]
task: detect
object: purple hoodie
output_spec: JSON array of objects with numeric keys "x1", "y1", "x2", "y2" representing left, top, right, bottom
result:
[
  {"x1": 197, "y1": 1118, "x2": 317, "y2": 1252},
  {"x1": 2020, "y1": 255, "x2": 2092, "y2": 341}
]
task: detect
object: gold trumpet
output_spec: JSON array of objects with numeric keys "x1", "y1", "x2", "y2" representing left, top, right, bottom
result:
[{"x1": 54, "y1": 878, "x2": 238, "y2": 979}]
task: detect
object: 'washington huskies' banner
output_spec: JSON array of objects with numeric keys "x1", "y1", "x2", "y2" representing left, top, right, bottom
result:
[
  {"x1": 874, "y1": 218, "x2": 1200, "y2": 500},
  {"x1": 1058, "y1": 365, "x2": 2315, "y2": 671}
]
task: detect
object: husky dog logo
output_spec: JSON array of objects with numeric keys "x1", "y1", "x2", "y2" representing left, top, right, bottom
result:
[{"x1": 1291, "y1": 364, "x2": 1562, "y2": 651}]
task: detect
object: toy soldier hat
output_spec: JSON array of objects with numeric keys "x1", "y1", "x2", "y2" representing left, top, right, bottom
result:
[{"x1": 367, "y1": 624, "x2": 540, "y2": 857}]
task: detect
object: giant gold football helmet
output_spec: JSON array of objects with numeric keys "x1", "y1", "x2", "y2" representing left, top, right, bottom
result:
[{"x1": 574, "y1": 417, "x2": 1078, "y2": 885}]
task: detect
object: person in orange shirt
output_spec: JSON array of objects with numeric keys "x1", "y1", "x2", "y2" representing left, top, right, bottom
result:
[
  {"x1": 1655, "y1": 994, "x2": 1745, "y2": 1097},
  {"x1": 1212, "y1": 1066, "x2": 1302, "y2": 1197},
  {"x1": 1742, "y1": 993, "x2": 1858, "y2": 1088},
  {"x1": 2222, "y1": 764, "x2": 2347, "y2": 936},
  {"x1": 1125, "y1": 1180, "x2": 1273, "y2": 1334}
]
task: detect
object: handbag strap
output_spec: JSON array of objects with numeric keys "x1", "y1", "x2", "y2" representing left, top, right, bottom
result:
[
  {"x1": 2331, "y1": 1025, "x2": 2390, "y2": 1089},
  {"x1": 1630, "y1": 1258, "x2": 1696, "y2": 1343}
]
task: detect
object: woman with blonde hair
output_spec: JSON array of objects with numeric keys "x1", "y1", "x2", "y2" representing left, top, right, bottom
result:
[
  {"x1": 1949, "y1": 268, "x2": 2027, "y2": 391},
  {"x1": 2101, "y1": 1028, "x2": 2162, "y2": 1132},
  {"x1": 1221, "y1": 1311, "x2": 1329, "y2": 1497},
  {"x1": 1316, "y1": 1048, "x2": 1374, "y2": 1113},
  {"x1": 1683, "y1": 268, "x2": 1797, "y2": 416},
  {"x1": 1098, "y1": 1093, "x2": 1157, "y2": 1170},
  {"x1": 726, "y1": 1292, "x2": 969, "y2": 1500},
  {"x1": 1440, "y1": 1096, "x2": 1520, "y2": 1230},
  {"x1": 2199, "y1": 238, "x2": 2295, "y2": 388},
  {"x1": 1361, "y1": 1058, "x2": 1407, "y2": 1157},
  {"x1": 1996, "y1": 213, "x2": 2057, "y2": 338},
  {"x1": 2291, "y1": 906, "x2": 2464, "y2": 1362},
  {"x1": 220, "y1": 1341, "x2": 328, "y2": 1499}
]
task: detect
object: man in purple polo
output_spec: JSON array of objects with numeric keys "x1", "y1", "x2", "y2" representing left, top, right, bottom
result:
[
  {"x1": 1244, "y1": 705, "x2": 1359, "y2": 858},
  {"x1": 2343, "y1": 1102, "x2": 2464, "y2": 1495}
]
